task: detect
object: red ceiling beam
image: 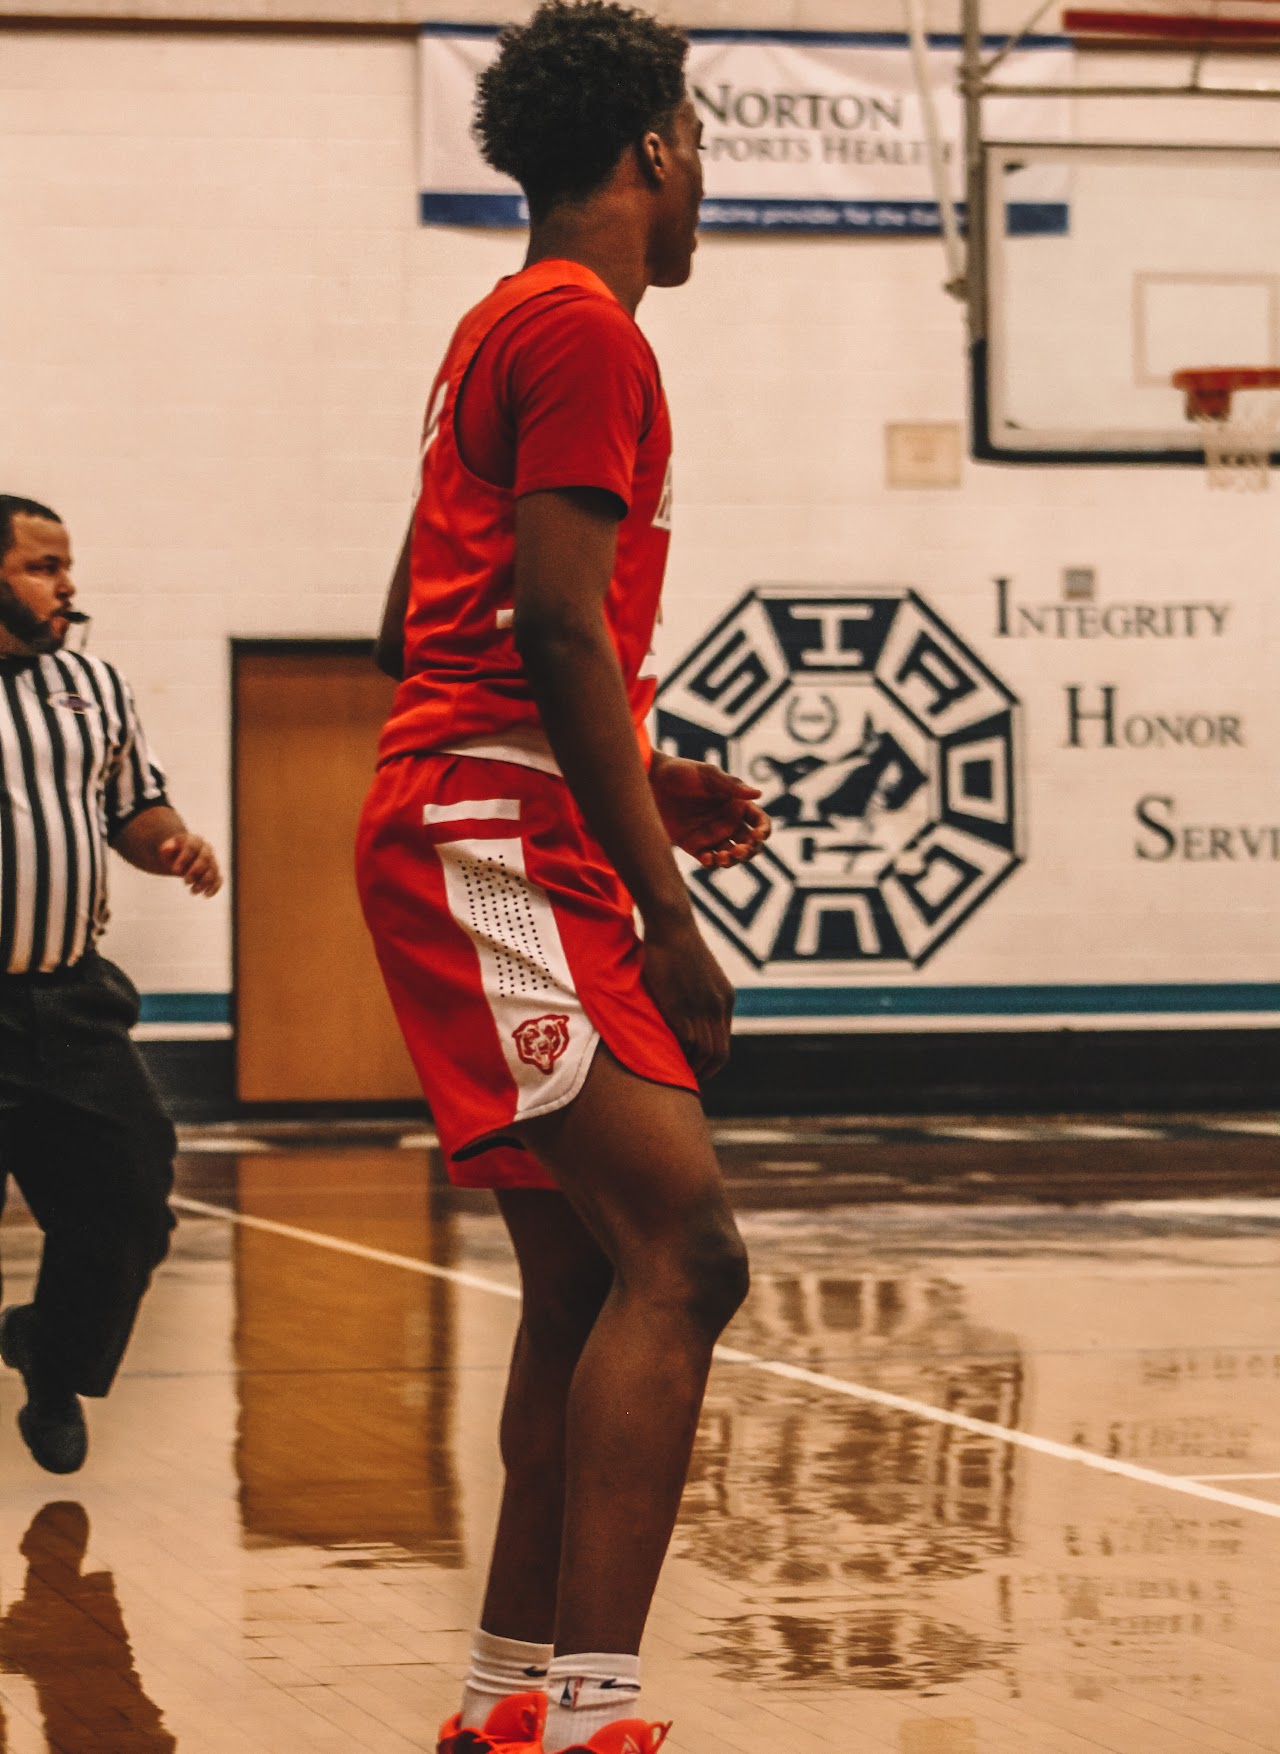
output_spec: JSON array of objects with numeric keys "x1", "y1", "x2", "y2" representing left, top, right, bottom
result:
[{"x1": 1065, "y1": 7, "x2": 1280, "y2": 40}]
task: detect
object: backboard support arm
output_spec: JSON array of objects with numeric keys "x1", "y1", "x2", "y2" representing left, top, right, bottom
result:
[
  {"x1": 903, "y1": 0, "x2": 968, "y2": 297},
  {"x1": 962, "y1": 0, "x2": 988, "y2": 337}
]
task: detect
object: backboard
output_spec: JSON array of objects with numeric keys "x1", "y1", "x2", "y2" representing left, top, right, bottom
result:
[{"x1": 974, "y1": 139, "x2": 1280, "y2": 464}]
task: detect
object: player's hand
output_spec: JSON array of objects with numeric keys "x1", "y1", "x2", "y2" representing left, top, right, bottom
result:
[
  {"x1": 642, "y1": 912, "x2": 735, "y2": 1082},
  {"x1": 650, "y1": 754, "x2": 771, "y2": 869},
  {"x1": 159, "y1": 833, "x2": 223, "y2": 897}
]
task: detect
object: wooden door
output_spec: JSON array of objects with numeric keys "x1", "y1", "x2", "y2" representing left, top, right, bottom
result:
[{"x1": 234, "y1": 643, "x2": 420, "y2": 1102}]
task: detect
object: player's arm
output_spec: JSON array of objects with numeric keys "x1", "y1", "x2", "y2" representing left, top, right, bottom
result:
[
  {"x1": 648, "y1": 749, "x2": 771, "y2": 869},
  {"x1": 113, "y1": 804, "x2": 222, "y2": 896},
  {"x1": 513, "y1": 488, "x2": 734, "y2": 1079},
  {"x1": 373, "y1": 524, "x2": 412, "y2": 680}
]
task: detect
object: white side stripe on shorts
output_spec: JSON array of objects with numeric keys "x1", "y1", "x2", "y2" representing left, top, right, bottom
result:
[
  {"x1": 423, "y1": 798, "x2": 521, "y2": 825},
  {"x1": 435, "y1": 834, "x2": 598, "y2": 1123}
]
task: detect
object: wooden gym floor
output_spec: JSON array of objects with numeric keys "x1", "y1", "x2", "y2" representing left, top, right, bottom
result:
[{"x1": 0, "y1": 1114, "x2": 1278, "y2": 1753}]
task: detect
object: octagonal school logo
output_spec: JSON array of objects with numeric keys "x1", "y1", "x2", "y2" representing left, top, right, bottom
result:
[{"x1": 655, "y1": 587, "x2": 1021, "y2": 971}]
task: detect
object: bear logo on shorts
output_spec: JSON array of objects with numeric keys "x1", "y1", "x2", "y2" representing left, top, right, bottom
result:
[{"x1": 512, "y1": 1014, "x2": 571, "y2": 1075}]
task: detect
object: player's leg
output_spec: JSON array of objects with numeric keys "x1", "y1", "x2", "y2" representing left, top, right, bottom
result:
[
  {"x1": 514, "y1": 1046, "x2": 748, "y2": 1746},
  {"x1": 481, "y1": 1187, "x2": 614, "y2": 1644},
  {"x1": 358, "y1": 755, "x2": 739, "y2": 1741},
  {"x1": 442, "y1": 1188, "x2": 613, "y2": 1747}
]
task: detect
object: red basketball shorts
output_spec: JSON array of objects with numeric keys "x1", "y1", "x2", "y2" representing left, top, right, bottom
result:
[{"x1": 355, "y1": 752, "x2": 697, "y2": 1190}]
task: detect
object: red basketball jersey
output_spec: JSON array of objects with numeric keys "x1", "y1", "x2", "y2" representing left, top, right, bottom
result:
[{"x1": 378, "y1": 259, "x2": 673, "y2": 771}]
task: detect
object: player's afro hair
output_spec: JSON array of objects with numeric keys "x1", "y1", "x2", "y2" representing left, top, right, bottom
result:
[{"x1": 474, "y1": 0, "x2": 690, "y2": 220}]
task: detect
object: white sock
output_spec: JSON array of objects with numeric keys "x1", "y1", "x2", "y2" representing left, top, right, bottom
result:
[
  {"x1": 459, "y1": 1629, "x2": 553, "y2": 1731},
  {"x1": 543, "y1": 1653, "x2": 642, "y2": 1751}
]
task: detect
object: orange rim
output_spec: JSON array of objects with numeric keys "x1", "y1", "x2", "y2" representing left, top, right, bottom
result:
[{"x1": 1172, "y1": 367, "x2": 1280, "y2": 421}]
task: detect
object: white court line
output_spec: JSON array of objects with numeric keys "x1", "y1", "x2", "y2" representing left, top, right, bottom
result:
[
  {"x1": 133, "y1": 1022, "x2": 233, "y2": 1042},
  {"x1": 1111, "y1": 1198, "x2": 1280, "y2": 1220},
  {"x1": 177, "y1": 1138, "x2": 271, "y2": 1154},
  {"x1": 712, "y1": 1128, "x2": 805, "y2": 1145},
  {"x1": 1051, "y1": 1123, "x2": 1159, "y2": 1140},
  {"x1": 174, "y1": 1196, "x2": 520, "y2": 1301},
  {"x1": 1191, "y1": 1471, "x2": 1280, "y2": 1482},
  {"x1": 932, "y1": 1125, "x2": 1047, "y2": 1142},
  {"x1": 172, "y1": 1194, "x2": 1280, "y2": 1524}
]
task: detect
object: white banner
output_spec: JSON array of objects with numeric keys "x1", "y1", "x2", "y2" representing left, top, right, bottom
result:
[{"x1": 419, "y1": 28, "x2": 1074, "y2": 235}]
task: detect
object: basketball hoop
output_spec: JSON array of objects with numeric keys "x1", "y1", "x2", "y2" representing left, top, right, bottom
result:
[{"x1": 1172, "y1": 367, "x2": 1280, "y2": 489}]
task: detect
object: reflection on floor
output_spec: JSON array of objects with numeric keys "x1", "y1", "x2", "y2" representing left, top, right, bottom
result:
[
  {"x1": 0, "y1": 1122, "x2": 1275, "y2": 1752},
  {"x1": 0, "y1": 1501, "x2": 174, "y2": 1752},
  {"x1": 179, "y1": 1112, "x2": 1280, "y2": 1207}
]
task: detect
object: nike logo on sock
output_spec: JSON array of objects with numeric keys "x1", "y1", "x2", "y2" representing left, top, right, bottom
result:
[
  {"x1": 522, "y1": 1666, "x2": 549, "y2": 1679},
  {"x1": 557, "y1": 1674, "x2": 640, "y2": 1709}
]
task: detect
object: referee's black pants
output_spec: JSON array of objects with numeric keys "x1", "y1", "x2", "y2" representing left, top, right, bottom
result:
[{"x1": 0, "y1": 952, "x2": 176, "y2": 1398}]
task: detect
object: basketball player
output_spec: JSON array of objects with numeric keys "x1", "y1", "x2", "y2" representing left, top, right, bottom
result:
[{"x1": 356, "y1": 6, "x2": 769, "y2": 1750}]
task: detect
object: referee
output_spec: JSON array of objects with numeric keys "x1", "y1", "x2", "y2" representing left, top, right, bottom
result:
[{"x1": 0, "y1": 495, "x2": 221, "y2": 1474}]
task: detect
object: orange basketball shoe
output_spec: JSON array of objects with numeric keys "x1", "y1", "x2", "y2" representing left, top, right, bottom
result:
[
  {"x1": 436, "y1": 1690, "x2": 547, "y2": 1754},
  {"x1": 551, "y1": 1720, "x2": 672, "y2": 1754}
]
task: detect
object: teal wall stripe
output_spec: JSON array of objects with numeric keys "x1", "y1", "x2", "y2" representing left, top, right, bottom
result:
[
  {"x1": 734, "y1": 985, "x2": 1280, "y2": 1019},
  {"x1": 138, "y1": 992, "x2": 231, "y2": 1025},
  {"x1": 136, "y1": 987, "x2": 1279, "y2": 1029}
]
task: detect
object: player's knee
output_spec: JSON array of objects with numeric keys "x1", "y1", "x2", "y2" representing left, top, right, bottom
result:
[{"x1": 676, "y1": 1218, "x2": 750, "y2": 1338}]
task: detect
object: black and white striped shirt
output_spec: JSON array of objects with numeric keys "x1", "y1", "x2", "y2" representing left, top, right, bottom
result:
[{"x1": 0, "y1": 651, "x2": 168, "y2": 974}]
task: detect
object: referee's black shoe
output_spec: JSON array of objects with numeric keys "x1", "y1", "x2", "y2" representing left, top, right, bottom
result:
[{"x1": 0, "y1": 1306, "x2": 87, "y2": 1475}]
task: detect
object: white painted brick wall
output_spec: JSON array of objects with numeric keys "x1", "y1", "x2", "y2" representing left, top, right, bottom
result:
[{"x1": 0, "y1": 27, "x2": 1275, "y2": 998}]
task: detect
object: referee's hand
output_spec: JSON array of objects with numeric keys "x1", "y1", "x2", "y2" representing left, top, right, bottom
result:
[{"x1": 159, "y1": 833, "x2": 223, "y2": 898}]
